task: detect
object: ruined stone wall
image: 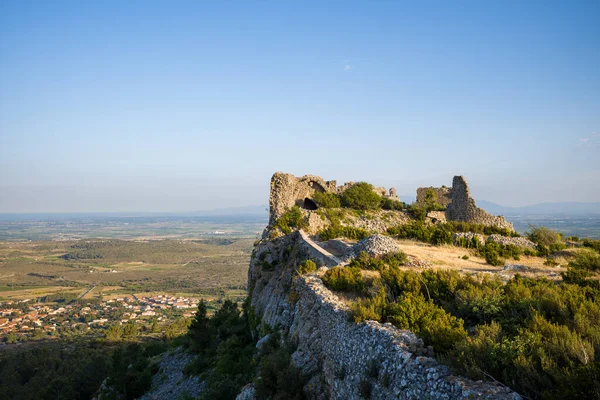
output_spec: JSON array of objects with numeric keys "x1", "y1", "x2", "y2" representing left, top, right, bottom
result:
[
  {"x1": 446, "y1": 176, "x2": 514, "y2": 231},
  {"x1": 248, "y1": 233, "x2": 519, "y2": 400},
  {"x1": 416, "y1": 186, "x2": 452, "y2": 207},
  {"x1": 269, "y1": 173, "x2": 398, "y2": 225},
  {"x1": 269, "y1": 173, "x2": 337, "y2": 225}
]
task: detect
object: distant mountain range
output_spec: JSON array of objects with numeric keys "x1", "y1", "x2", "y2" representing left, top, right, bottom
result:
[{"x1": 476, "y1": 201, "x2": 600, "y2": 216}]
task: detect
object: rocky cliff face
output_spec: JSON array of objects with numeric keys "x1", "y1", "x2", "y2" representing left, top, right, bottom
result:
[{"x1": 248, "y1": 231, "x2": 520, "y2": 400}]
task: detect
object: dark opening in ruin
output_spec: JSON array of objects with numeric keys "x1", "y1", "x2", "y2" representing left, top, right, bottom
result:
[{"x1": 303, "y1": 198, "x2": 318, "y2": 210}]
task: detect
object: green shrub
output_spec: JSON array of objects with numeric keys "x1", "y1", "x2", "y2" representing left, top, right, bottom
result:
[
  {"x1": 523, "y1": 248, "x2": 538, "y2": 257},
  {"x1": 462, "y1": 255, "x2": 469, "y2": 260},
  {"x1": 561, "y1": 267, "x2": 593, "y2": 284},
  {"x1": 476, "y1": 242, "x2": 522, "y2": 266},
  {"x1": 536, "y1": 243, "x2": 550, "y2": 257},
  {"x1": 549, "y1": 242, "x2": 567, "y2": 253},
  {"x1": 298, "y1": 259, "x2": 317, "y2": 275},
  {"x1": 380, "y1": 197, "x2": 407, "y2": 210},
  {"x1": 528, "y1": 225, "x2": 562, "y2": 247},
  {"x1": 406, "y1": 204, "x2": 427, "y2": 221},
  {"x1": 446, "y1": 221, "x2": 517, "y2": 237},
  {"x1": 484, "y1": 248, "x2": 503, "y2": 266},
  {"x1": 312, "y1": 192, "x2": 341, "y2": 208},
  {"x1": 322, "y1": 266, "x2": 366, "y2": 293},
  {"x1": 582, "y1": 238, "x2": 600, "y2": 254},
  {"x1": 430, "y1": 225, "x2": 453, "y2": 245},
  {"x1": 341, "y1": 182, "x2": 382, "y2": 210},
  {"x1": 319, "y1": 226, "x2": 371, "y2": 241},
  {"x1": 320, "y1": 208, "x2": 345, "y2": 226},
  {"x1": 343, "y1": 258, "x2": 600, "y2": 399},
  {"x1": 386, "y1": 293, "x2": 467, "y2": 354},
  {"x1": 350, "y1": 288, "x2": 387, "y2": 323},
  {"x1": 569, "y1": 249, "x2": 600, "y2": 271},
  {"x1": 275, "y1": 206, "x2": 307, "y2": 234},
  {"x1": 387, "y1": 220, "x2": 432, "y2": 242},
  {"x1": 422, "y1": 188, "x2": 447, "y2": 212},
  {"x1": 254, "y1": 333, "x2": 307, "y2": 400},
  {"x1": 544, "y1": 258, "x2": 559, "y2": 267},
  {"x1": 381, "y1": 251, "x2": 408, "y2": 267}
]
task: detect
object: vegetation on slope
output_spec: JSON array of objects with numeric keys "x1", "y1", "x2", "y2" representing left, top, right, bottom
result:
[
  {"x1": 321, "y1": 252, "x2": 600, "y2": 399},
  {"x1": 0, "y1": 340, "x2": 168, "y2": 400},
  {"x1": 185, "y1": 299, "x2": 307, "y2": 400}
]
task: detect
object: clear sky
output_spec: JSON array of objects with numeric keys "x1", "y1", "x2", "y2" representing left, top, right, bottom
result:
[{"x1": 1, "y1": 1, "x2": 599, "y2": 213}]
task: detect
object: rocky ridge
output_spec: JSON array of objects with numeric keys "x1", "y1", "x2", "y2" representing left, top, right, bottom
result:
[{"x1": 248, "y1": 230, "x2": 520, "y2": 399}]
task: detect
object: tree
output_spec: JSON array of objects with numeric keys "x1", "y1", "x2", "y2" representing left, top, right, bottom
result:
[
  {"x1": 105, "y1": 323, "x2": 123, "y2": 341},
  {"x1": 3, "y1": 332, "x2": 18, "y2": 344},
  {"x1": 123, "y1": 322, "x2": 138, "y2": 338},
  {"x1": 189, "y1": 300, "x2": 212, "y2": 351}
]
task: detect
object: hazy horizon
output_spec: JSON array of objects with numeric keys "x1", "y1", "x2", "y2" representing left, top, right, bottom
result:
[{"x1": 2, "y1": 1, "x2": 599, "y2": 213}]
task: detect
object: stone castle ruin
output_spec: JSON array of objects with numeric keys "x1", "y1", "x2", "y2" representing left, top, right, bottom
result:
[
  {"x1": 416, "y1": 176, "x2": 514, "y2": 231},
  {"x1": 252, "y1": 172, "x2": 520, "y2": 399},
  {"x1": 269, "y1": 172, "x2": 513, "y2": 231},
  {"x1": 268, "y1": 172, "x2": 398, "y2": 224}
]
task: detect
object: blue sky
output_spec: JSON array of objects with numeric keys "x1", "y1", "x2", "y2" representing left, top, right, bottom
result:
[{"x1": 1, "y1": 1, "x2": 599, "y2": 212}]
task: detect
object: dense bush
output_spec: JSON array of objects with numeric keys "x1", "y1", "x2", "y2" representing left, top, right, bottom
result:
[
  {"x1": 322, "y1": 266, "x2": 366, "y2": 293},
  {"x1": 298, "y1": 259, "x2": 317, "y2": 274},
  {"x1": 583, "y1": 238, "x2": 600, "y2": 254},
  {"x1": 569, "y1": 249, "x2": 600, "y2": 271},
  {"x1": 340, "y1": 182, "x2": 382, "y2": 210},
  {"x1": 311, "y1": 192, "x2": 341, "y2": 208},
  {"x1": 422, "y1": 188, "x2": 447, "y2": 212},
  {"x1": 528, "y1": 225, "x2": 562, "y2": 247},
  {"x1": 380, "y1": 197, "x2": 407, "y2": 211},
  {"x1": 0, "y1": 340, "x2": 167, "y2": 400},
  {"x1": 474, "y1": 242, "x2": 523, "y2": 266},
  {"x1": 275, "y1": 206, "x2": 308, "y2": 234},
  {"x1": 347, "y1": 250, "x2": 407, "y2": 272},
  {"x1": 326, "y1": 256, "x2": 600, "y2": 399},
  {"x1": 185, "y1": 300, "x2": 255, "y2": 399},
  {"x1": 386, "y1": 293, "x2": 467, "y2": 354},
  {"x1": 254, "y1": 333, "x2": 307, "y2": 400},
  {"x1": 318, "y1": 225, "x2": 371, "y2": 241},
  {"x1": 386, "y1": 221, "x2": 453, "y2": 246},
  {"x1": 445, "y1": 221, "x2": 518, "y2": 237},
  {"x1": 406, "y1": 204, "x2": 427, "y2": 221},
  {"x1": 186, "y1": 300, "x2": 308, "y2": 400}
]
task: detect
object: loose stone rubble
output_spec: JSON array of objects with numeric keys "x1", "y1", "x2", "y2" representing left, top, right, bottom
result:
[
  {"x1": 453, "y1": 232, "x2": 486, "y2": 247},
  {"x1": 487, "y1": 234, "x2": 536, "y2": 250},
  {"x1": 352, "y1": 234, "x2": 403, "y2": 257}
]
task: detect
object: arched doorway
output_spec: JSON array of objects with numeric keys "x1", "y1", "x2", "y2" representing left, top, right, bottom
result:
[{"x1": 303, "y1": 197, "x2": 318, "y2": 210}]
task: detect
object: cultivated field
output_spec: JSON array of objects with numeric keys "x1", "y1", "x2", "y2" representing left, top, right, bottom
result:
[{"x1": 0, "y1": 238, "x2": 254, "y2": 302}]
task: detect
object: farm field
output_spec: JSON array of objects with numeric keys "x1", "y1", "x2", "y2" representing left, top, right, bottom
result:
[{"x1": 0, "y1": 237, "x2": 254, "y2": 303}]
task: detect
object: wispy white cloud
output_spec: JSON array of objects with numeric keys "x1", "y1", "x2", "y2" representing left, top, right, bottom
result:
[
  {"x1": 580, "y1": 138, "x2": 590, "y2": 143},
  {"x1": 341, "y1": 60, "x2": 353, "y2": 71}
]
